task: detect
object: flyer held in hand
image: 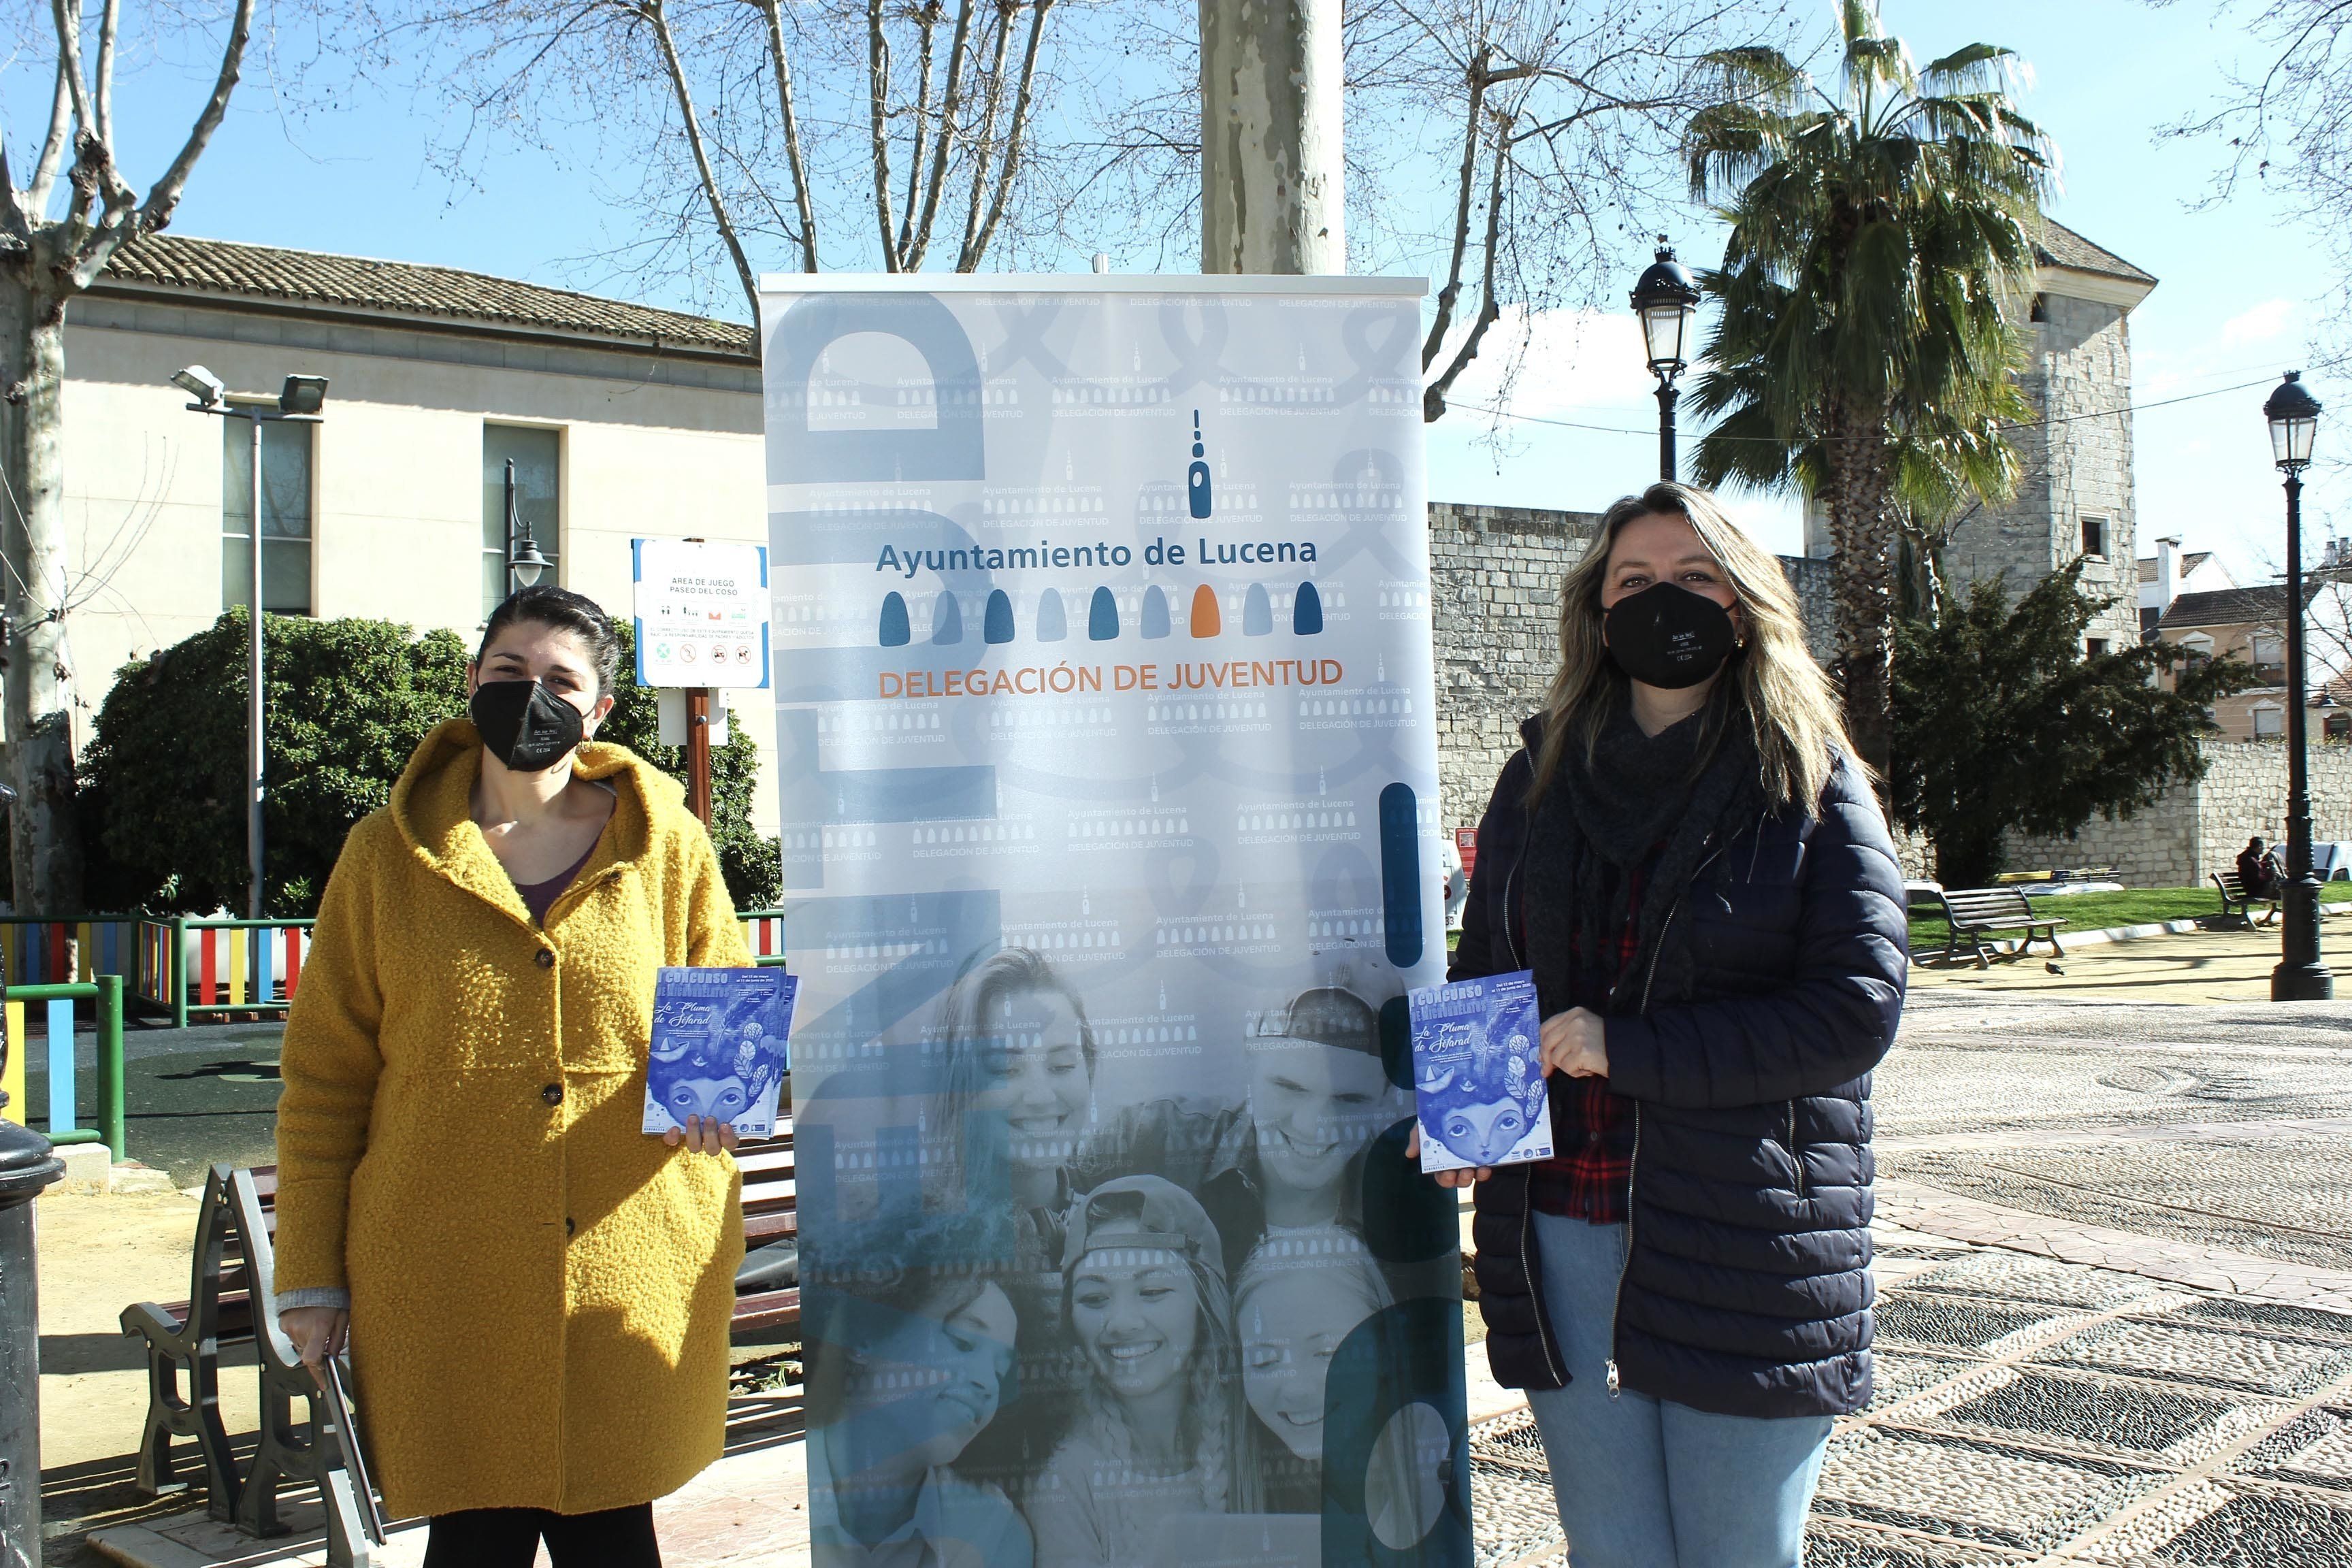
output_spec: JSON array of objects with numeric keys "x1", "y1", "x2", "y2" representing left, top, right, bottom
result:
[
  {"x1": 1409, "y1": 970, "x2": 1550, "y2": 1173},
  {"x1": 640, "y1": 967, "x2": 798, "y2": 1140}
]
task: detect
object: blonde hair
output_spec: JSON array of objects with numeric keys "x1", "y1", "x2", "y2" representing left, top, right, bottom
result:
[{"x1": 1529, "y1": 482, "x2": 1858, "y2": 811}]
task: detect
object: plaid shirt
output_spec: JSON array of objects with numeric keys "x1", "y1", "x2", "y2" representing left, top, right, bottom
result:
[{"x1": 1526, "y1": 860, "x2": 1645, "y2": 1224}]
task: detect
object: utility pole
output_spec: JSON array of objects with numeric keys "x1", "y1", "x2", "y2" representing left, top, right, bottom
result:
[{"x1": 1199, "y1": 0, "x2": 1344, "y2": 274}]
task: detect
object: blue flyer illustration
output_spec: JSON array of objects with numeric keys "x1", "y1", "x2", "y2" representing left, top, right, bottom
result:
[
  {"x1": 1408, "y1": 970, "x2": 1550, "y2": 1173},
  {"x1": 641, "y1": 966, "x2": 797, "y2": 1140}
]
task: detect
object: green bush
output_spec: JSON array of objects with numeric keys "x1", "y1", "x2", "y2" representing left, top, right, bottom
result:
[{"x1": 80, "y1": 610, "x2": 780, "y2": 916}]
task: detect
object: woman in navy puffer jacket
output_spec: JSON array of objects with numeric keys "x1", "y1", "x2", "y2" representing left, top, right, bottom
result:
[{"x1": 1427, "y1": 483, "x2": 1908, "y2": 1568}]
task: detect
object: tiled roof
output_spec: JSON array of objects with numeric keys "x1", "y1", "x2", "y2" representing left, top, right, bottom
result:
[
  {"x1": 2033, "y1": 219, "x2": 2156, "y2": 286},
  {"x1": 2157, "y1": 583, "x2": 2315, "y2": 630},
  {"x1": 97, "y1": 234, "x2": 755, "y2": 357}
]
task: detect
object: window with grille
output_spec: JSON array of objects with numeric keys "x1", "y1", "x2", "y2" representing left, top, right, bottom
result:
[
  {"x1": 222, "y1": 414, "x2": 314, "y2": 615},
  {"x1": 483, "y1": 425, "x2": 561, "y2": 617}
]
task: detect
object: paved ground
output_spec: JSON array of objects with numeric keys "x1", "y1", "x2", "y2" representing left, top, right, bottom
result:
[
  {"x1": 37, "y1": 939, "x2": 2352, "y2": 1566},
  {"x1": 1906, "y1": 917, "x2": 2352, "y2": 1005},
  {"x1": 27, "y1": 1019, "x2": 286, "y2": 1183}
]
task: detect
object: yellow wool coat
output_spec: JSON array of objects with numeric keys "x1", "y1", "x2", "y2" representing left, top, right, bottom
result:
[{"x1": 273, "y1": 719, "x2": 753, "y2": 1518}]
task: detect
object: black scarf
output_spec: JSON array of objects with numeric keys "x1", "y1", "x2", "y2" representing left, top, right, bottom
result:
[{"x1": 1524, "y1": 696, "x2": 1767, "y2": 1017}]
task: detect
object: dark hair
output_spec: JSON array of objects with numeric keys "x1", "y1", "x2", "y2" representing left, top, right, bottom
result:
[{"x1": 477, "y1": 585, "x2": 621, "y2": 696}]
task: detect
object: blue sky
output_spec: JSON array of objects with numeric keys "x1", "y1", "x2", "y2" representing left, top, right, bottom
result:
[{"x1": 42, "y1": 0, "x2": 2337, "y2": 581}]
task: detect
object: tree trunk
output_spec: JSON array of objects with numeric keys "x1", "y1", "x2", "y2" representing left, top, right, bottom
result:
[
  {"x1": 1823, "y1": 404, "x2": 1895, "y2": 785},
  {"x1": 1932, "y1": 823, "x2": 2004, "y2": 891},
  {"x1": 1198, "y1": 0, "x2": 1343, "y2": 274},
  {"x1": 0, "y1": 252, "x2": 83, "y2": 915}
]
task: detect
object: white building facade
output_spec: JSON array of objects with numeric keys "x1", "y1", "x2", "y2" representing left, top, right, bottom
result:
[{"x1": 53, "y1": 235, "x2": 777, "y2": 830}]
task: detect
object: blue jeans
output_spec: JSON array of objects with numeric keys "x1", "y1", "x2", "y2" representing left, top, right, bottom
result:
[{"x1": 1521, "y1": 1213, "x2": 1832, "y2": 1568}]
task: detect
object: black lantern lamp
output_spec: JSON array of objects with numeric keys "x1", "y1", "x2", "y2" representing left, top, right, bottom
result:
[
  {"x1": 2266, "y1": 370, "x2": 2334, "y2": 1000},
  {"x1": 503, "y1": 457, "x2": 551, "y2": 590},
  {"x1": 1630, "y1": 238, "x2": 1702, "y2": 481}
]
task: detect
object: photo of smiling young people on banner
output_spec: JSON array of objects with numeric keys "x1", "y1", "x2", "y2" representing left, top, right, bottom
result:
[
  {"x1": 1071, "y1": 983, "x2": 1406, "y2": 1278},
  {"x1": 774, "y1": 277, "x2": 1464, "y2": 1568}
]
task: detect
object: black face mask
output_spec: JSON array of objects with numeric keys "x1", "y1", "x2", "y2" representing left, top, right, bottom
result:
[
  {"x1": 1603, "y1": 581, "x2": 1738, "y2": 690},
  {"x1": 470, "y1": 679, "x2": 587, "y2": 772}
]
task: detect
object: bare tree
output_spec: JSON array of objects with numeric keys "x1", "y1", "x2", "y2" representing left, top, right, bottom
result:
[
  {"x1": 0, "y1": 0, "x2": 264, "y2": 911},
  {"x1": 1077, "y1": 1, "x2": 1803, "y2": 422},
  {"x1": 1368, "y1": 0, "x2": 1803, "y2": 423},
  {"x1": 2155, "y1": 1, "x2": 2352, "y2": 355},
  {"x1": 398, "y1": 0, "x2": 1085, "y2": 316}
]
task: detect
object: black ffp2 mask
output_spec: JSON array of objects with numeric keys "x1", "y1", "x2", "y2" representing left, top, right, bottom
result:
[
  {"x1": 470, "y1": 679, "x2": 586, "y2": 772},
  {"x1": 1604, "y1": 581, "x2": 1737, "y2": 690}
]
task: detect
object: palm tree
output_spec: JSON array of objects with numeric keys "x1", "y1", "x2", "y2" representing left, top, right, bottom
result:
[{"x1": 1684, "y1": 0, "x2": 2053, "y2": 779}]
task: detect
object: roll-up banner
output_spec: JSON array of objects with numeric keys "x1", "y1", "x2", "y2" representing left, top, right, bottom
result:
[{"x1": 767, "y1": 275, "x2": 1467, "y2": 1568}]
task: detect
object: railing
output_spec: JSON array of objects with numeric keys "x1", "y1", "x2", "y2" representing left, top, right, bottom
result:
[
  {"x1": 739, "y1": 908, "x2": 787, "y2": 967},
  {"x1": 0, "y1": 906, "x2": 789, "y2": 1029},
  {"x1": 162, "y1": 917, "x2": 314, "y2": 1027},
  {"x1": 0, "y1": 975, "x2": 127, "y2": 1160}
]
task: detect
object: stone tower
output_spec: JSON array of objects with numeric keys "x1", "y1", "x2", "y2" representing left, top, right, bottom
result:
[{"x1": 1804, "y1": 219, "x2": 2157, "y2": 650}]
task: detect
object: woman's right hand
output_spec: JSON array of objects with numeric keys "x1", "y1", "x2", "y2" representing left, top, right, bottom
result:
[
  {"x1": 1405, "y1": 1120, "x2": 1492, "y2": 1189},
  {"x1": 280, "y1": 1306, "x2": 350, "y2": 1386}
]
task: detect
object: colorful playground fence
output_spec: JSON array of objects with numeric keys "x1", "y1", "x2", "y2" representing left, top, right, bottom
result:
[
  {"x1": 0, "y1": 908, "x2": 791, "y2": 1027},
  {"x1": 0, "y1": 974, "x2": 127, "y2": 1160},
  {"x1": 740, "y1": 909, "x2": 786, "y2": 967}
]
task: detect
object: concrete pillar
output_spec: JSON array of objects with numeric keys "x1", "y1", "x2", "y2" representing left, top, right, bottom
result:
[{"x1": 1198, "y1": 0, "x2": 1343, "y2": 274}]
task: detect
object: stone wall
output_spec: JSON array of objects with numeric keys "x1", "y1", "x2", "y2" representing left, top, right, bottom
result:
[
  {"x1": 1998, "y1": 740, "x2": 2352, "y2": 887},
  {"x1": 1428, "y1": 502, "x2": 1600, "y2": 828},
  {"x1": 1426, "y1": 502, "x2": 1838, "y2": 830}
]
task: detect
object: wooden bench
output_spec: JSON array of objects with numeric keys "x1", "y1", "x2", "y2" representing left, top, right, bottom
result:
[
  {"x1": 120, "y1": 1127, "x2": 796, "y2": 1563},
  {"x1": 1933, "y1": 886, "x2": 2068, "y2": 969},
  {"x1": 2213, "y1": 869, "x2": 2284, "y2": 928}
]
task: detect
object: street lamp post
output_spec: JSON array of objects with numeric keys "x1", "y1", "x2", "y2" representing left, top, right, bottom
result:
[
  {"x1": 174, "y1": 367, "x2": 329, "y2": 921},
  {"x1": 1630, "y1": 238, "x2": 1702, "y2": 483},
  {"x1": 2266, "y1": 370, "x2": 2332, "y2": 1001},
  {"x1": 503, "y1": 459, "x2": 549, "y2": 593}
]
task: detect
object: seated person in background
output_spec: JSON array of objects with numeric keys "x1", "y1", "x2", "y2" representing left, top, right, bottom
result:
[{"x1": 2239, "y1": 836, "x2": 2285, "y2": 900}]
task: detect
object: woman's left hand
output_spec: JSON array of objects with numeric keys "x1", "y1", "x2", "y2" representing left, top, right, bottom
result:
[
  {"x1": 1539, "y1": 1008, "x2": 1610, "y2": 1079},
  {"x1": 664, "y1": 1115, "x2": 739, "y2": 1156}
]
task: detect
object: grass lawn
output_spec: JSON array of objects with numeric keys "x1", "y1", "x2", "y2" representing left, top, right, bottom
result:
[{"x1": 1907, "y1": 882, "x2": 2352, "y2": 953}]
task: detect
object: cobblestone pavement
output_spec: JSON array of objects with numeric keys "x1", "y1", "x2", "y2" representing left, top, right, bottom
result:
[{"x1": 1465, "y1": 990, "x2": 2352, "y2": 1567}]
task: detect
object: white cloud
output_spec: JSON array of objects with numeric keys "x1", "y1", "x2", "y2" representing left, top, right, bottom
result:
[{"x1": 2221, "y1": 297, "x2": 2300, "y2": 346}]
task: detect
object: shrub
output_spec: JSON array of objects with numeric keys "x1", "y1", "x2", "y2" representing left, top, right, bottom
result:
[{"x1": 80, "y1": 610, "x2": 780, "y2": 915}]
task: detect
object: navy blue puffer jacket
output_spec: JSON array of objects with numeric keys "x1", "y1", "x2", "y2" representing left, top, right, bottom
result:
[{"x1": 1452, "y1": 715, "x2": 1908, "y2": 1420}]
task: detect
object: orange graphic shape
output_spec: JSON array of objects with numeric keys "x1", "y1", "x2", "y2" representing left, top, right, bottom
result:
[{"x1": 1190, "y1": 584, "x2": 1222, "y2": 637}]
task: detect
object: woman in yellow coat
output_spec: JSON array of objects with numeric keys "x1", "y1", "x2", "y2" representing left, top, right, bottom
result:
[{"x1": 272, "y1": 585, "x2": 755, "y2": 1567}]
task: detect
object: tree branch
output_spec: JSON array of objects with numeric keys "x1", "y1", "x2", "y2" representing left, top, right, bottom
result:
[
  {"x1": 1424, "y1": 114, "x2": 1508, "y2": 423},
  {"x1": 115, "y1": 0, "x2": 253, "y2": 257},
  {"x1": 956, "y1": 0, "x2": 1016, "y2": 269},
  {"x1": 906, "y1": 0, "x2": 977, "y2": 271},
  {"x1": 1422, "y1": 45, "x2": 1490, "y2": 374},
  {"x1": 638, "y1": 0, "x2": 759, "y2": 317},
  {"x1": 868, "y1": 0, "x2": 898, "y2": 270},
  {"x1": 752, "y1": 0, "x2": 819, "y2": 272},
  {"x1": 28, "y1": 52, "x2": 71, "y2": 218},
  {"x1": 961, "y1": 0, "x2": 1051, "y2": 271},
  {"x1": 898, "y1": 0, "x2": 942, "y2": 265},
  {"x1": 93, "y1": 0, "x2": 120, "y2": 150}
]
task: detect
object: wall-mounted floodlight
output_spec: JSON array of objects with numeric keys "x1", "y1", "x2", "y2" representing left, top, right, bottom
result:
[
  {"x1": 278, "y1": 375, "x2": 329, "y2": 417},
  {"x1": 172, "y1": 365, "x2": 227, "y2": 407}
]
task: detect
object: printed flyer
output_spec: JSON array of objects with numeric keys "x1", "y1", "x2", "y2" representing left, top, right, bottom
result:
[
  {"x1": 640, "y1": 966, "x2": 797, "y2": 1139},
  {"x1": 766, "y1": 276, "x2": 1469, "y2": 1568},
  {"x1": 1407, "y1": 970, "x2": 1550, "y2": 1173}
]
